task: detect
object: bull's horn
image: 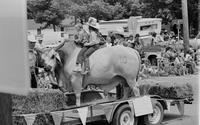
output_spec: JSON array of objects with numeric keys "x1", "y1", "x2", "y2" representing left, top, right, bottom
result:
[{"x1": 55, "y1": 40, "x2": 66, "y2": 51}]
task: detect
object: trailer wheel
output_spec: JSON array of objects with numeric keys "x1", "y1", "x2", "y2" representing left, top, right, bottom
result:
[
  {"x1": 112, "y1": 104, "x2": 138, "y2": 125},
  {"x1": 143, "y1": 100, "x2": 164, "y2": 125}
]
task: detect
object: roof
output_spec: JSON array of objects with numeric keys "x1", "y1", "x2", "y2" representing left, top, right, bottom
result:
[
  {"x1": 99, "y1": 17, "x2": 162, "y2": 24},
  {"x1": 100, "y1": 19, "x2": 128, "y2": 24},
  {"x1": 137, "y1": 18, "x2": 162, "y2": 23}
]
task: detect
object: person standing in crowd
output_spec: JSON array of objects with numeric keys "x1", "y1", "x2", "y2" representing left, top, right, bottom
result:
[
  {"x1": 105, "y1": 35, "x2": 112, "y2": 47},
  {"x1": 163, "y1": 30, "x2": 170, "y2": 41},
  {"x1": 107, "y1": 31, "x2": 115, "y2": 46},
  {"x1": 134, "y1": 34, "x2": 142, "y2": 52},
  {"x1": 113, "y1": 31, "x2": 125, "y2": 45},
  {"x1": 195, "y1": 46, "x2": 200, "y2": 65},
  {"x1": 127, "y1": 34, "x2": 135, "y2": 48},
  {"x1": 150, "y1": 32, "x2": 158, "y2": 46},
  {"x1": 28, "y1": 34, "x2": 38, "y2": 88}
]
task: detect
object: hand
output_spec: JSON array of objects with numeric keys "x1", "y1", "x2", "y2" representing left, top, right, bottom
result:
[{"x1": 84, "y1": 42, "x2": 92, "y2": 46}]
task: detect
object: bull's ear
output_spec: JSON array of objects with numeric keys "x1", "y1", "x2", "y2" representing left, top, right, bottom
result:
[{"x1": 55, "y1": 53, "x2": 61, "y2": 62}]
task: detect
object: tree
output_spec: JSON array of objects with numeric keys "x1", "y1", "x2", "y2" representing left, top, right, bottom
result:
[
  {"x1": 155, "y1": 8, "x2": 173, "y2": 25},
  {"x1": 123, "y1": 0, "x2": 144, "y2": 18},
  {"x1": 68, "y1": 4, "x2": 88, "y2": 21},
  {"x1": 87, "y1": 1, "x2": 113, "y2": 20},
  {"x1": 141, "y1": 0, "x2": 198, "y2": 36},
  {"x1": 27, "y1": 0, "x2": 65, "y2": 31},
  {"x1": 111, "y1": 2, "x2": 126, "y2": 20},
  {"x1": 69, "y1": 0, "x2": 114, "y2": 21}
]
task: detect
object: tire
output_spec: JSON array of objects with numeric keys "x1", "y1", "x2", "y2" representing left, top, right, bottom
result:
[
  {"x1": 111, "y1": 104, "x2": 138, "y2": 125},
  {"x1": 143, "y1": 100, "x2": 164, "y2": 125}
]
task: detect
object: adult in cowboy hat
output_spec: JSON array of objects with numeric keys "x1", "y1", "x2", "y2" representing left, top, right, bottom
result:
[
  {"x1": 28, "y1": 34, "x2": 37, "y2": 50},
  {"x1": 73, "y1": 17, "x2": 101, "y2": 74},
  {"x1": 28, "y1": 34, "x2": 38, "y2": 88}
]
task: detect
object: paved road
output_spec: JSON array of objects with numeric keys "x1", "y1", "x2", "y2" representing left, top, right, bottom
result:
[{"x1": 88, "y1": 74, "x2": 199, "y2": 125}]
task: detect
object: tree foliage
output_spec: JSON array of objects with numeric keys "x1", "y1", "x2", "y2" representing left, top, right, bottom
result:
[
  {"x1": 27, "y1": 0, "x2": 199, "y2": 34},
  {"x1": 27, "y1": 0, "x2": 66, "y2": 31}
]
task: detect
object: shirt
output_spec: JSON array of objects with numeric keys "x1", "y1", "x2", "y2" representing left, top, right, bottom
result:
[
  {"x1": 74, "y1": 29, "x2": 89, "y2": 44},
  {"x1": 85, "y1": 31, "x2": 100, "y2": 46}
]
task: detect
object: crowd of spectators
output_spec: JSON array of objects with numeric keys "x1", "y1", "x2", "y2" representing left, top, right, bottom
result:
[{"x1": 103, "y1": 30, "x2": 199, "y2": 79}]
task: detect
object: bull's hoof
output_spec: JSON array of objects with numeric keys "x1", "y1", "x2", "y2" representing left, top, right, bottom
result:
[{"x1": 50, "y1": 83, "x2": 59, "y2": 89}]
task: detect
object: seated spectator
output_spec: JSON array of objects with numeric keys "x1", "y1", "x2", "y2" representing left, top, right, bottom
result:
[
  {"x1": 185, "y1": 50, "x2": 196, "y2": 74},
  {"x1": 163, "y1": 47, "x2": 176, "y2": 62},
  {"x1": 157, "y1": 34, "x2": 164, "y2": 43}
]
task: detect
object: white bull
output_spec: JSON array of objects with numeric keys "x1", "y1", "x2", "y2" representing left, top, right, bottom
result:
[{"x1": 41, "y1": 40, "x2": 141, "y2": 106}]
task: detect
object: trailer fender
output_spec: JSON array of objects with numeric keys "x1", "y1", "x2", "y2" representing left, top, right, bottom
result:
[
  {"x1": 107, "y1": 102, "x2": 129, "y2": 123},
  {"x1": 149, "y1": 95, "x2": 168, "y2": 110}
]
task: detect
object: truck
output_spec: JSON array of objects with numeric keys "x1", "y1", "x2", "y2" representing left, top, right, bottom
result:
[{"x1": 99, "y1": 16, "x2": 162, "y2": 46}]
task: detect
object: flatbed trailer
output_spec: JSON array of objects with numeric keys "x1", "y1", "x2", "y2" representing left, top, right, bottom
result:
[
  {"x1": 51, "y1": 95, "x2": 158, "y2": 125},
  {"x1": 13, "y1": 90, "x2": 192, "y2": 125}
]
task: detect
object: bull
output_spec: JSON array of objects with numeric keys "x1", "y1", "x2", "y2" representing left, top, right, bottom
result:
[{"x1": 41, "y1": 40, "x2": 141, "y2": 106}]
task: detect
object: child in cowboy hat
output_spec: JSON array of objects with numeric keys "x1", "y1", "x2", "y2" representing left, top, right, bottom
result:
[{"x1": 73, "y1": 17, "x2": 101, "y2": 74}]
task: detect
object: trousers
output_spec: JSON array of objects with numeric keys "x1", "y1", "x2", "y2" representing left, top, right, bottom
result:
[{"x1": 76, "y1": 44, "x2": 100, "y2": 65}]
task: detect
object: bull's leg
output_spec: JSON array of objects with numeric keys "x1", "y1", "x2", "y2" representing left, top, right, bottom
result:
[
  {"x1": 127, "y1": 79, "x2": 140, "y2": 97},
  {"x1": 71, "y1": 75, "x2": 83, "y2": 106},
  {"x1": 122, "y1": 86, "x2": 130, "y2": 99}
]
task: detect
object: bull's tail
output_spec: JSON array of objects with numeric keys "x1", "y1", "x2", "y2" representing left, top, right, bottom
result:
[{"x1": 134, "y1": 50, "x2": 141, "y2": 81}]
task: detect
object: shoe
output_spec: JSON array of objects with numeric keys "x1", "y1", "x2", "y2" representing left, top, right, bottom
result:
[{"x1": 73, "y1": 64, "x2": 82, "y2": 72}]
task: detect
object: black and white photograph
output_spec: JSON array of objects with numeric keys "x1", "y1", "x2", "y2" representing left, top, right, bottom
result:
[{"x1": 0, "y1": 0, "x2": 199, "y2": 125}]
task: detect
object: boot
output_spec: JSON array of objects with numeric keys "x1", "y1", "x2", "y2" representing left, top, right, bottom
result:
[
  {"x1": 73, "y1": 63, "x2": 82, "y2": 72},
  {"x1": 81, "y1": 58, "x2": 90, "y2": 75}
]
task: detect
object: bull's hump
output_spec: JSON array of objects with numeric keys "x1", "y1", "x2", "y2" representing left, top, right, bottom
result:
[{"x1": 91, "y1": 45, "x2": 127, "y2": 57}]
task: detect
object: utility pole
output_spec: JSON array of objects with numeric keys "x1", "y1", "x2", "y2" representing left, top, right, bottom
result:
[
  {"x1": 181, "y1": 0, "x2": 190, "y2": 55},
  {"x1": 198, "y1": 0, "x2": 200, "y2": 32}
]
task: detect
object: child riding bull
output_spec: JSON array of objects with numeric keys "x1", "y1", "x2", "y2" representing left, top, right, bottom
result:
[{"x1": 74, "y1": 17, "x2": 101, "y2": 74}]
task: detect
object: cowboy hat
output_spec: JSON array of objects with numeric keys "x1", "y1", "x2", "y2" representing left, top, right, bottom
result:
[
  {"x1": 87, "y1": 17, "x2": 100, "y2": 30},
  {"x1": 28, "y1": 34, "x2": 37, "y2": 43}
]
